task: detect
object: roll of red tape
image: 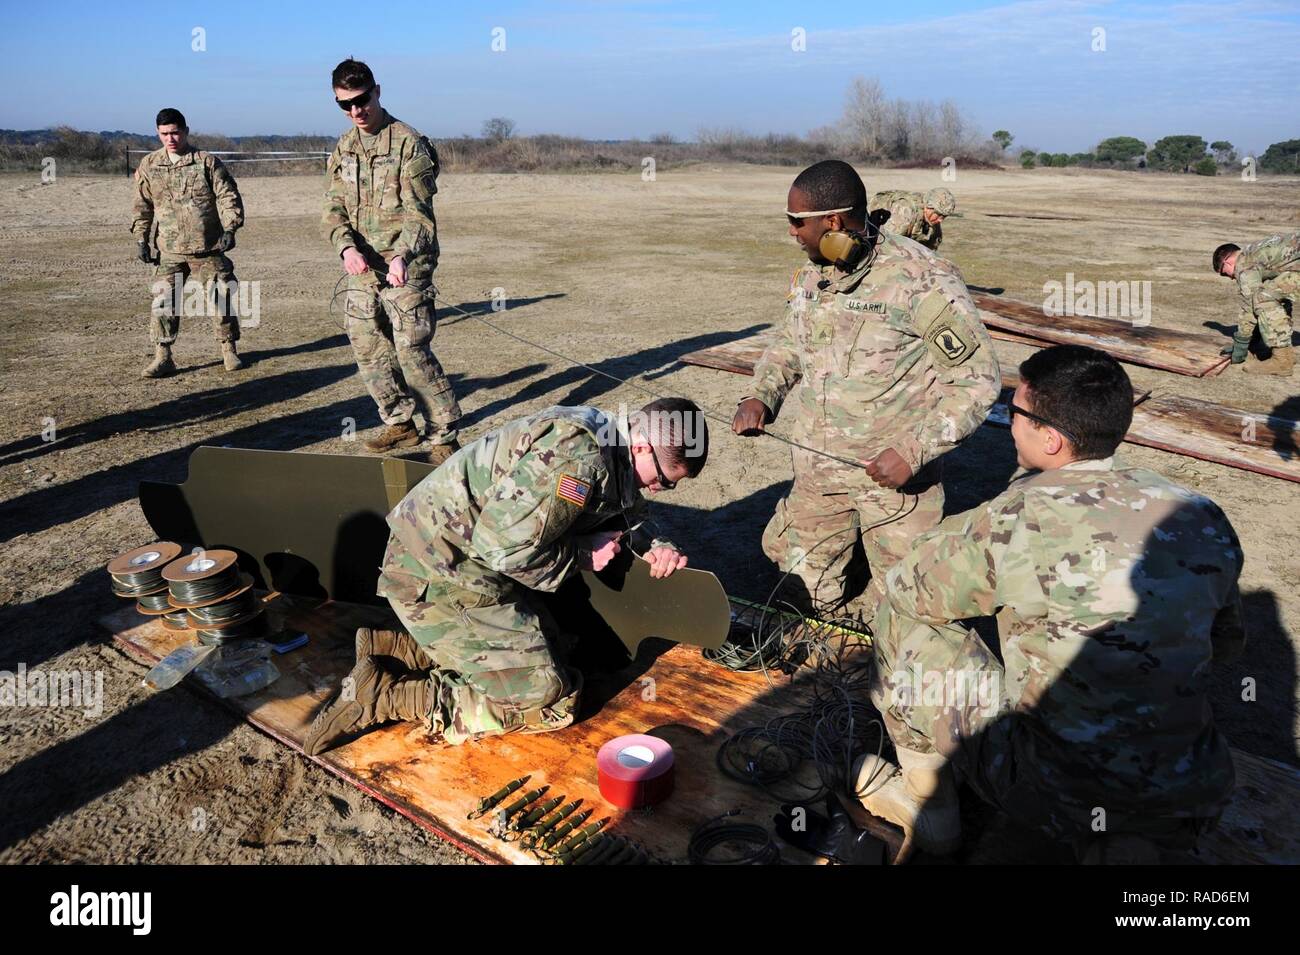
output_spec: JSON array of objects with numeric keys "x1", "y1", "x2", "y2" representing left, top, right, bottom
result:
[{"x1": 597, "y1": 734, "x2": 675, "y2": 809}]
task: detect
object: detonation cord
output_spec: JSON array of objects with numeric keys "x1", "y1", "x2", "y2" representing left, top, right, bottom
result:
[
  {"x1": 187, "y1": 590, "x2": 259, "y2": 627},
  {"x1": 110, "y1": 565, "x2": 169, "y2": 597},
  {"x1": 687, "y1": 810, "x2": 781, "y2": 865},
  {"x1": 167, "y1": 565, "x2": 243, "y2": 605},
  {"x1": 328, "y1": 270, "x2": 906, "y2": 475},
  {"x1": 136, "y1": 590, "x2": 174, "y2": 612}
]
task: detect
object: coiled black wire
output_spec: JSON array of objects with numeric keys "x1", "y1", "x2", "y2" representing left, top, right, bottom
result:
[
  {"x1": 687, "y1": 811, "x2": 780, "y2": 865},
  {"x1": 186, "y1": 589, "x2": 259, "y2": 627},
  {"x1": 196, "y1": 615, "x2": 267, "y2": 646},
  {"x1": 110, "y1": 559, "x2": 170, "y2": 596},
  {"x1": 716, "y1": 621, "x2": 884, "y2": 804},
  {"x1": 136, "y1": 590, "x2": 174, "y2": 612},
  {"x1": 168, "y1": 565, "x2": 242, "y2": 605},
  {"x1": 111, "y1": 575, "x2": 167, "y2": 599}
]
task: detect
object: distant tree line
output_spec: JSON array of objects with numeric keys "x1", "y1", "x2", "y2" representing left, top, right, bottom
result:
[{"x1": 1017, "y1": 133, "x2": 1299, "y2": 176}]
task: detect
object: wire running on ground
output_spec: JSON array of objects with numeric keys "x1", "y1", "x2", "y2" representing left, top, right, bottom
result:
[{"x1": 329, "y1": 269, "x2": 897, "y2": 474}]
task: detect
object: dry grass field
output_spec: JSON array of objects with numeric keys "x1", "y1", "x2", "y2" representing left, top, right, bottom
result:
[{"x1": 1, "y1": 164, "x2": 1297, "y2": 862}]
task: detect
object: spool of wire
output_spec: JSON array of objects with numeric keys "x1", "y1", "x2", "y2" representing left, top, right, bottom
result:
[
  {"x1": 160, "y1": 610, "x2": 192, "y2": 632},
  {"x1": 163, "y1": 549, "x2": 244, "y2": 608},
  {"x1": 196, "y1": 614, "x2": 268, "y2": 646},
  {"x1": 107, "y1": 542, "x2": 182, "y2": 599},
  {"x1": 185, "y1": 585, "x2": 259, "y2": 627},
  {"x1": 136, "y1": 590, "x2": 175, "y2": 614}
]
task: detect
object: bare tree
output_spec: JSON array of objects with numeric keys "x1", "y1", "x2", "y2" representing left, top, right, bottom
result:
[
  {"x1": 913, "y1": 101, "x2": 944, "y2": 160},
  {"x1": 938, "y1": 100, "x2": 966, "y2": 157},
  {"x1": 843, "y1": 77, "x2": 889, "y2": 158},
  {"x1": 481, "y1": 117, "x2": 516, "y2": 143}
]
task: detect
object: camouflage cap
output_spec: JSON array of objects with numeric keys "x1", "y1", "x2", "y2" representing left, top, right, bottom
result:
[{"x1": 924, "y1": 187, "x2": 960, "y2": 217}]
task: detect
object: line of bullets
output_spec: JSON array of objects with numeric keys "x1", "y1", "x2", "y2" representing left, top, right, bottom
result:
[{"x1": 470, "y1": 777, "x2": 657, "y2": 864}]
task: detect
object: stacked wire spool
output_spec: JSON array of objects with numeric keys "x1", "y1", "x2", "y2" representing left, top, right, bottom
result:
[
  {"x1": 107, "y1": 542, "x2": 191, "y2": 631},
  {"x1": 161, "y1": 549, "x2": 266, "y2": 645}
]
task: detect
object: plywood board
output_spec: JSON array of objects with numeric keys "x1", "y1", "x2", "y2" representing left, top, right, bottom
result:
[
  {"x1": 102, "y1": 597, "x2": 1299, "y2": 865},
  {"x1": 101, "y1": 598, "x2": 878, "y2": 865}
]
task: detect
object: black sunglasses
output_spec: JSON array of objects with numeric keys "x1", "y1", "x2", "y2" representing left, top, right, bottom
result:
[
  {"x1": 787, "y1": 213, "x2": 824, "y2": 227},
  {"x1": 336, "y1": 86, "x2": 375, "y2": 112},
  {"x1": 1007, "y1": 400, "x2": 1082, "y2": 446},
  {"x1": 649, "y1": 446, "x2": 677, "y2": 490}
]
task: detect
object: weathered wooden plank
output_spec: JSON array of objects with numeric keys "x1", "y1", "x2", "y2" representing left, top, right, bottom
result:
[
  {"x1": 679, "y1": 336, "x2": 1151, "y2": 400},
  {"x1": 1126, "y1": 394, "x2": 1300, "y2": 484},
  {"x1": 971, "y1": 292, "x2": 1230, "y2": 377},
  {"x1": 680, "y1": 337, "x2": 1300, "y2": 483}
]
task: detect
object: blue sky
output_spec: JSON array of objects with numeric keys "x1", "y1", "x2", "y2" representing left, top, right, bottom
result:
[{"x1": 3, "y1": 0, "x2": 1297, "y2": 153}]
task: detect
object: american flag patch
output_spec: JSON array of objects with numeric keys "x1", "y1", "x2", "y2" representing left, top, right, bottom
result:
[{"x1": 556, "y1": 474, "x2": 591, "y2": 507}]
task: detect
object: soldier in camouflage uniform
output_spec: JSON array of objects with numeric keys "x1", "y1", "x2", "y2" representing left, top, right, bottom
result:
[
  {"x1": 304, "y1": 398, "x2": 708, "y2": 755},
  {"x1": 130, "y1": 108, "x2": 245, "y2": 378},
  {"x1": 867, "y1": 187, "x2": 959, "y2": 252},
  {"x1": 323, "y1": 59, "x2": 463, "y2": 465},
  {"x1": 733, "y1": 162, "x2": 998, "y2": 620},
  {"x1": 1213, "y1": 232, "x2": 1299, "y2": 376},
  {"x1": 859, "y1": 346, "x2": 1245, "y2": 862}
]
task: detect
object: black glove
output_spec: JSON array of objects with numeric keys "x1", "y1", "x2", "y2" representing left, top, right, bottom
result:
[
  {"x1": 773, "y1": 798, "x2": 885, "y2": 865},
  {"x1": 1226, "y1": 332, "x2": 1251, "y2": 364},
  {"x1": 137, "y1": 240, "x2": 152, "y2": 264},
  {"x1": 217, "y1": 230, "x2": 236, "y2": 253}
]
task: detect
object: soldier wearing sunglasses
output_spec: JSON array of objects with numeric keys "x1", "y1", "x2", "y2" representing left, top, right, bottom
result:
[
  {"x1": 732, "y1": 160, "x2": 999, "y2": 621},
  {"x1": 323, "y1": 58, "x2": 463, "y2": 465},
  {"x1": 859, "y1": 345, "x2": 1245, "y2": 864}
]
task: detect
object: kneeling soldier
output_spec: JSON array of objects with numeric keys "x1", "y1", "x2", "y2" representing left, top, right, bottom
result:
[{"x1": 305, "y1": 398, "x2": 708, "y2": 754}]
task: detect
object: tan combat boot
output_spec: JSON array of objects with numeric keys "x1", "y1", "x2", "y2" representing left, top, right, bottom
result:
[
  {"x1": 221, "y1": 341, "x2": 245, "y2": 372},
  {"x1": 141, "y1": 344, "x2": 176, "y2": 379},
  {"x1": 355, "y1": 627, "x2": 427, "y2": 670},
  {"x1": 303, "y1": 656, "x2": 430, "y2": 756},
  {"x1": 427, "y1": 438, "x2": 461, "y2": 467},
  {"x1": 362, "y1": 421, "x2": 420, "y2": 453},
  {"x1": 853, "y1": 746, "x2": 962, "y2": 858},
  {"x1": 1245, "y1": 345, "x2": 1295, "y2": 376}
]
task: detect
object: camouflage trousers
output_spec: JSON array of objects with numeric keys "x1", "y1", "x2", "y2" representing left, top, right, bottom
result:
[
  {"x1": 761, "y1": 462, "x2": 943, "y2": 621},
  {"x1": 386, "y1": 578, "x2": 579, "y2": 745},
  {"x1": 867, "y1": 603, "x2": 1220, "y2": 850},
  {"x1": 1242, "y1": 271, "x2": 1299, "y2": 348},
  {"x1": 344, "y1": 275, "x2": 461, "y2": 444},
  {"x1": 150, "y1": 252, "x2": 239, "y2": 345}
]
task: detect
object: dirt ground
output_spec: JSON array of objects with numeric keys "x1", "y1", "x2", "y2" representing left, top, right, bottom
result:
[{"x1": 1, "y1": 164, "x2": 1297, "y2": 864}]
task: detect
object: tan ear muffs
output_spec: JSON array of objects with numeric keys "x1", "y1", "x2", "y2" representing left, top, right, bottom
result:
[{"x1": 819, "y1": 230, "x2": 865, "y2": 270}]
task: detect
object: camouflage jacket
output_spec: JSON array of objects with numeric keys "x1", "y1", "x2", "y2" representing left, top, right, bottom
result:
[
  {"x1": 130, "y1": 148, "x2": 244, "y2": 256},
  {"x1": 322, "y1": 113, "x2": 440, "y2": 281},
  {"x1": 750, "y1": 232, "x2": 999, "y2": 483},
  {"x1": 1235, "y1": 230, "x2": 1300, "y2": 320},
  {"x1": 378, "y1": 406, "x2": 670, "y2": 604},
  {"x1": 882, "y1": 456, "x2": 1245, "y2": 815},
  {"x1": 869, "y1": 190, "x2": 942, "y2": 250}
]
